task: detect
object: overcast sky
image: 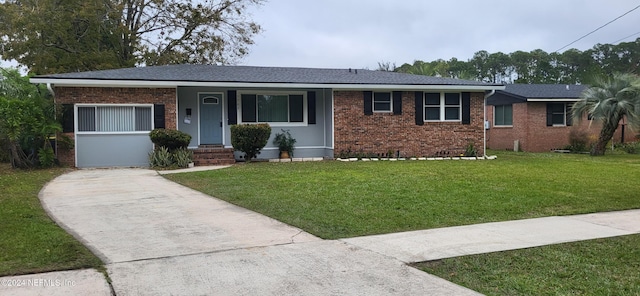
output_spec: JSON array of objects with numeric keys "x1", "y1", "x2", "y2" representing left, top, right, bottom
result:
[{"x1": 241, "y1": 0, "x2": 640, "y2": 69}]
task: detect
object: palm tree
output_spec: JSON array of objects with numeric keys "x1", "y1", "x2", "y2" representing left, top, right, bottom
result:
[{"x1": 572, "y1": 73, "x2": 640, "y2": 156}]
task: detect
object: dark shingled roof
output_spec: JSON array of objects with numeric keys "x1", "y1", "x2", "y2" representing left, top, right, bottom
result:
[
  {"x1": 487, "y1": 84, "x2": 589, "y2": 105},
  {"x1": 34, "y1": 64, "x2": 502, "y2": 86},
  {"x1": 502, "y1": 84, "x2": 589, "y2": 98}
]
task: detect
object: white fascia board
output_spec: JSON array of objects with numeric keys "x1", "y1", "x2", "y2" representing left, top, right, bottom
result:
[
  {"x1": 30, "y1": 78, "x2": 184, "y2": 88},
  {"x1": 30, "y1": 78, "x2": 505, "y2": 91},
  {"x1": 332, "y1": 84, "x2": 505, "y2": 91},
  {"x1": 527, "y1": 98, "x2": 582, "y2": 102}
]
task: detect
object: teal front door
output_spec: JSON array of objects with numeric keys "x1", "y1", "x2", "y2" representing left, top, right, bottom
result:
[{"x1": 199, "y1": 93, "x2": 223, "y2": 144}]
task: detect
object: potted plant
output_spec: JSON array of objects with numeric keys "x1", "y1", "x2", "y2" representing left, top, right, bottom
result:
[{"x1": 273, "y1": 129, "x2": 296, "y2": 158}]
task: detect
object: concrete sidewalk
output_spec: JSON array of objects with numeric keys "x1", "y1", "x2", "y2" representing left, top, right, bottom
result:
[
  {"x1": 342, "y1": 209, "x2": 640, "y2": 263},
  {"x1": 1, "y1": 166, "x2": 638, "y2": 295}
]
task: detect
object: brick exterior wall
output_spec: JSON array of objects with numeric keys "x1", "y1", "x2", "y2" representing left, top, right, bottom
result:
[
  {"x1": 54, "y1": 87, "x2": 177, "y2": 166},
  {"x1": 486, "y1": 103, "x2": 527, "y2": 151},
  {"x1": 487, "y1": 102, "x2": 638, "y2": 152},
  {"x1": 334, "y1": 91, "x2": 485, "y2": 157}
]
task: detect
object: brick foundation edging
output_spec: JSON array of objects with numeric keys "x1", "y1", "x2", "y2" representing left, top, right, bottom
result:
[
  {"x1": 334, "y1": 155, "x2": 497, "y2": 161},
  {"x1": 268, "y1": 157, "x2": 325, "y2": 162}
]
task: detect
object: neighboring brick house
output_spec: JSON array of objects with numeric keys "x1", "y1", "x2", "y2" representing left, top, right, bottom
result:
[
  {"x1": 486, "y1": 84, "x2": 637, "y2": 152},
  {"x1": 31, "y1": 65, "x2": 503, "y2": 168}
]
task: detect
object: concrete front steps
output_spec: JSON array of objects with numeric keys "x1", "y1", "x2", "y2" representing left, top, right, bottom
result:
[{"x1": 191, "y1": 145, "x2": 236, "y2": 166}]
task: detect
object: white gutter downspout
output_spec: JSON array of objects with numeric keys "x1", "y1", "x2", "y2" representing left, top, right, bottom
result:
[
  {"x1": 45, "y1": 83, "x2": 58, "y2": 159},
  {"x1": 46, "y1": 83, "x2": 55, "y2": 97},
  {"x1": 483, "y1": 89, "x2": 496, "y2": 157}
]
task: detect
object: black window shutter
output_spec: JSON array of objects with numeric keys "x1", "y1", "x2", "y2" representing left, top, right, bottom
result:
[
  {"x1": 154, "y1": 104, "x2": 165, "y2": 129},
  {"x1": 546, "y1": 103, "x2": 553, "y2": 126},
  {"x1": 393, "y1": 91, "x2": 402, "y2": 115},
  {"x1": 227, "y1": 90, "x2": 237, "y2": 125},
  {"x1": 363, "y1": 91, "x2": 373, "y2": 115},
  {"x1": 289, "y1": 95, "x2": 304, "y2": 122},
  {"x1": 241, "y1": 94, "x2": 257, "y2": 122},
  {"x1": 461, "y1": 92, "x2": 471, "y2": 125},
  {"x1": 566, "y1": 104, "x2": 573, "y2": 126},
  {"x1": 61, "y1": 104, "x2": 74, "y2": 132},
  {"x1": 307, "y1": 91, "x2": 316, "y2": 124},
  {"x1": 414, "y1": 91, "x2": 424, "y2": 125}
]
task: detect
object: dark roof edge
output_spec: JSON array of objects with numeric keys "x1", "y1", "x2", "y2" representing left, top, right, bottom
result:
[
  {"x1": 30, "y1": 78, "x2": 505, "y2": 90},
  {"x1": 495, "y1": 90, "x2": 527, "y2": 100}
]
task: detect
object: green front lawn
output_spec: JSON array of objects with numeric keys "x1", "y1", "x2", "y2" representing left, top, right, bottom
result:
[
  {"x1": 166, "y1": 151, "x2": 640, "y2": 239},
  {"x1": 0, "y1": 164, "x2": 102, "y2": 276},
  {"x1": 415, "y1": 234, "x2": 640, "y2": 295}
]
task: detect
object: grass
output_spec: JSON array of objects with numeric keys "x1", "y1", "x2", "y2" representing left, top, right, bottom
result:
[
  {"x1": 414, "y1": 234, "x2": 640, "y2": 296},
  {"x1": 165, "y1": 151, "x2": 640, "y2": 239},
  {"x1": 0, "y1": 164, "x2": 103, "y2": 276}
]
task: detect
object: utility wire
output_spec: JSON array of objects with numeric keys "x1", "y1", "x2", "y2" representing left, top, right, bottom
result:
[
  {"x1": 612, "y1": 31, "x2": 640, "y2": 44},
  {"x1": 554, "y1": 4, "x2": 640, "y2": 52}
]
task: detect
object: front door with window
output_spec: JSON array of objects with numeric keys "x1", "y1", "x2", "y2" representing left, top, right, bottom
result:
[{"x1": 199, "y1": 93, "x2": 223, "y2": 144}]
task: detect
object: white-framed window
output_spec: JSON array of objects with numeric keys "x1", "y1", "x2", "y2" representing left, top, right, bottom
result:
[
  {"x1": 239, "y1": 91, "x2": 306, "y2": 126},
  {"x1": 494, "y1": 105, "x2": 513, "y2": 126},
  {"x1": 202, "y1": 95, "x2": 220, "y2": 104},
  {"x1": 424, "y1": 92, "x2": 461, "y2": 121},
  {"x1": 548, "y1": 102, "x2": 571, "y2": 126},
  {"x1": 77, "y1": 104, "x2": 153, "y2": 133},
  {"x1": 373, "y1": 92, "x2": 392, "y2": 112}
]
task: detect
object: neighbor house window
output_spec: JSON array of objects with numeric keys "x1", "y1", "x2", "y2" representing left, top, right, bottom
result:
[
  {"x1": 548, "y1": 103, "x2": 572, "y2": 126},
  {"x1": 240, "y1": 92, "x2": 305, "y2": 124},
  {"x1": 373, "y1": 92, "x2": 392, "y2": 112},
  {"x1": 424, "y1": 92, "x2": 461, "y2": 121},
  {"x1": 494, "y1": 105, "x2": 513, "y2": 126},
  {"x1": 77, "y1": 105, "x2": 152, "y2": 132}
]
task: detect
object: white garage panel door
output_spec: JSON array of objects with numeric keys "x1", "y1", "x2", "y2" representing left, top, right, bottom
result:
[
  {"x1": 76, "y1": 134, "x2": 153, "y2": 168},
  {"x1": 75, "y1": 105, "x2": 154, "y2": 168}
]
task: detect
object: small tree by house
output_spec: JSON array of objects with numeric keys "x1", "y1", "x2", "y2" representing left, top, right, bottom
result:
[
  {"x1": 149, "y1": 128, "x2": 192, "y2": 151},
  {"x1": 572, "y1": 73, "x2": 640, "y2": 156},
  {"x1": 230, "y1": 124, "x2": 271, "y2": 161},
  {"x1": 0, "y1": 68, "x2": 60, "y2": 168}
]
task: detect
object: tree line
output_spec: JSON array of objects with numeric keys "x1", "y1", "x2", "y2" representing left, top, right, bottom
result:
[{"x1": 382, "y1": 38, "x2": 640, "y2": 85}]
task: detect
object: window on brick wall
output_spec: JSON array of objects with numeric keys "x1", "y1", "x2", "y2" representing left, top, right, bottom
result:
[
  {"x1": 494, "y1": 105, "x2": 513, "y2": 126},
  {"x1": 77, "y1": 105, "x2": 153, "y2": 133},
  {"x1": 373, "y1": 92, "x2": 392, "y2": 112},
  {"x1": 424, "y1": 92, "x2": 461, "y2": 121},
  {"x1": 239, "y1": 92, "x2": 306, "y2": 125},
  {"x1": 546, "y1": 102, "x2": 573, "y2": 126}
]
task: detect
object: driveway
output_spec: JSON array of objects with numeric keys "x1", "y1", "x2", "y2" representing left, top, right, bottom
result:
[
  {"x1": 38, "y1": 168, "x2": 479, "y2": 295},
  {"x1": 40, "y1": 169, "x2": 319, "y2": 263}
]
